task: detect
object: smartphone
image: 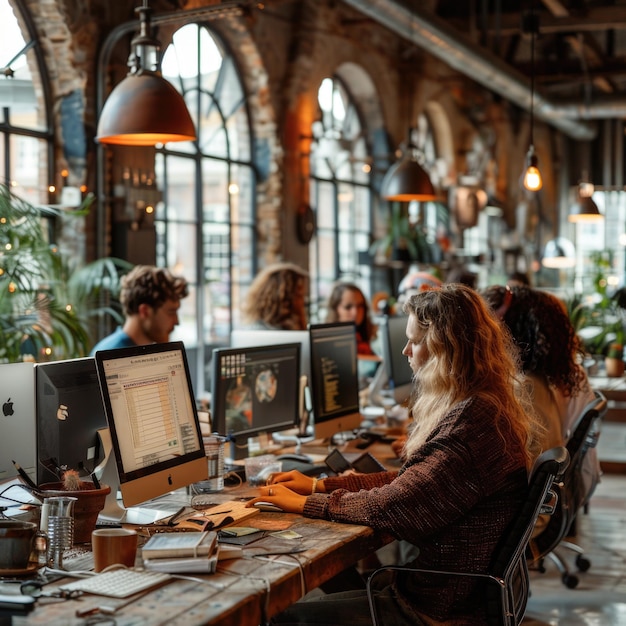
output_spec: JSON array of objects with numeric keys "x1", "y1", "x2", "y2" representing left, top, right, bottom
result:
[
  {"x1": 351, "y1": 452, "x2": 386, "y2": 474},
  {"x1": 324, "y1": 449, "x2": 352, "y2": 474}
]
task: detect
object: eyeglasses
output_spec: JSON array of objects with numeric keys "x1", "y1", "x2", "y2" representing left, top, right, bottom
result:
[{"x1": 20, "y1": 579, "x2": 83, "y2": 602}]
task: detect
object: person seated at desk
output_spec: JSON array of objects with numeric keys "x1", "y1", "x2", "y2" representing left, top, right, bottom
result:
[
  {"x1": 482, "y1": 285, "x2": 600, "y2": 517},
  {"x1": 241, "y1": 262, "x2": 309, "y2": 330},
  {"x1": 325, "y1": 282, "x2": 377, "y2": 357},
  {"x1": 90, "y1": 265, "x2": 189, "y2": 352},
  {"x1": 248, "y1": 284, "x2": 544, "y2": 626}
]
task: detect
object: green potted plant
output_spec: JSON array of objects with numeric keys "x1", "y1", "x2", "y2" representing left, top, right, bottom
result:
[
  {"x1": 369, "y1": 202, "x2": 440, "y2": 266},
  {"x1": 0, "y1": 183, "x2": 131, "y2": 362}
]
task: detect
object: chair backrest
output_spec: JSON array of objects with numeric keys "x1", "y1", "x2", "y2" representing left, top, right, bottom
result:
[
  {"x1": 486, "y1": 446, "x2": 569, "y2": 625},
  {"x1": 530, "y1": 392, "x2": 606, "y2": 560},
  {"x1": 365, "y1": 447, "x2": 569, "y2": 626}
]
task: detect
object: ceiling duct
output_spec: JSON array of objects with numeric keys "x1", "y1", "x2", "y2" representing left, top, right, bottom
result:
[{"x1": 344, "y1": 0, "x2": 607, "y2": 141}]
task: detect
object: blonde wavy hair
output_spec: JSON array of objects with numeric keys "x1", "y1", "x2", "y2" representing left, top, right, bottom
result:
[
  {"x1": 242, "y1": 262, "x2": 309, "y2": 330},
  {"x1": 402, "y1": 284, "x2": 544, "y2": 469}
]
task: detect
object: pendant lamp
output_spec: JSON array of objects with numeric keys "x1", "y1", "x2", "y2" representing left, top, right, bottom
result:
[
  {"x1": 96, "y1": 1, "x2": 196, "y2": 146},
  {"x1": 522, "y1": 5, "x2": 542, "y2": 192},
  {"x1": 568, "y1": 182, "x2": 603, "y2": 222},
  {"x1": 381, "y1": 128, "x2": 437, "y2": 201},
  {"x1": 541, "y1": 237, "x2": 576, "y2": 269}
]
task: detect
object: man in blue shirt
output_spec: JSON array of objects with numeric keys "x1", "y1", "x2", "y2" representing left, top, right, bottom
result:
[{"x1": 91, "y1": 265, "x2": 189, "y2": 353}]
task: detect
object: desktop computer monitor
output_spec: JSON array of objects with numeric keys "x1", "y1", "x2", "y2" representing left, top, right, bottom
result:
[
  {"x1": 230, "y1": 329, "x2": 311, "y2": 384},
  {"x1": 211, "y1": 342, "x2": 301, "y2": 460},
  {"x1": 94, "y1": 341, "x2": 207, "y2": 524},
  {"x1": 381, "y1": 315, "x2": 414, "y2": 404},
  {"x1": 368, "y1": 315, "x2": 414, "y2": 406},
  {"x1": 0, "y1": 362, "x2": 37, "y2": 485},
  {"x1": 35, "y1": 357, "x2": 108, "y2": 486},
  {"x1": 308, "y1": 322, "x2": 362, "y2": 440}
]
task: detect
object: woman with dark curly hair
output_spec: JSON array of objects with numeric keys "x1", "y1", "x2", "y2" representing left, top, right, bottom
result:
[
  {"x1": 325, "y1": 282, "x2": 377, "y2": 356},
  {"x1": 481, "y1": 285, "x2": 600, "y2": 512},
  {"x1": 242, "y1": 262, "x2": 309, "y2": 330}
]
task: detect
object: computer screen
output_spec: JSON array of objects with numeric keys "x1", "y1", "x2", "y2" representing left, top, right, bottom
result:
[
  {"x1": 308, "y1": 322, "x2": 362, "y2": 440},
  {"x1": 368, "y1": 315, "x2": 414, "y2": 406},
  {"x1": 230, "y1": 329, "x2": 311, "y2": 384},
  {"x1": 381, "y1": 315, "x2": 414, "y2": 404},
  {"x1": 35, "y1": 357, "x2": 108, "y2": 486},
  {"x1": 211, "y1": 343, "x2": 301, "y2": 460},
  {"x1": 0, "y1": 362, "x2": 37, "y2": 485},
  {"x1": 94, "y1": 342, "x2": 206, "y2": 523}
]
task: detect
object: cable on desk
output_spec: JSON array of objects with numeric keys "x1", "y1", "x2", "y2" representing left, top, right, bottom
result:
[{"x1": 253, "y1": 553, "x2": 307, "y2": 620}]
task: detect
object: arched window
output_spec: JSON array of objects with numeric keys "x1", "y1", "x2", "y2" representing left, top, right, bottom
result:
[
  {"x1": 157, "y1": 23, "x2": 256, "y2": 368},
  {"x1": 0, "y1": 0, "x2": 53, "y2": 202},
  {"x1": 309, "y1": 76, "x2": 372, "y2": 318}
]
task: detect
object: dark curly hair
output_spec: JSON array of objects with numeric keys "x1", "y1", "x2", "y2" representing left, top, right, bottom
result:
[
  {"x1": 120, "y1": 265, "x2": 189, "y2": 316},
  {"x1": 481, "y1": 285, "x2": 586, "y2": 397}
]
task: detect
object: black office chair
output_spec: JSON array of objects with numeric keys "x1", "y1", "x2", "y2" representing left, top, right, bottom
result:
[
  {"x1": 366, "y1": 446, "x2": 570, "y2": 626},
  {"x1": 529, "y1": 390, "x2": 607, "y2": 588}
]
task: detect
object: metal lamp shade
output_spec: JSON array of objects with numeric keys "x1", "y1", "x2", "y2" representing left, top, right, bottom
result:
[
  {"x1": 381, "y1": 157, "x2": 437, "y2": 202},
  {"x1": 568, "y1": 195, "x2": 603, "y2": 222},
  {"x1": 542, "y1": 237, "x2": 576, "y2": 269},
  {"x1": 96, "y1": 73, "x2": 196, "y2": 146}
]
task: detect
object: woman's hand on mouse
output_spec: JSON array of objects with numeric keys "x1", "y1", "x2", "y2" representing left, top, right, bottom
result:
[
  {"x1": 268, "y1": 470, "x2": 325, "y2": 495},
  {"x1": 245, "y1": 483, "x2": 307, "y2": 513}
]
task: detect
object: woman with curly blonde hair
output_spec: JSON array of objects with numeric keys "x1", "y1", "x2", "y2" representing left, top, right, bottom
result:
[
  {"x1": 242, "y1": 262, "x2": 309, "y2": 330},
  {"x1": 250, "y1": 284, "x2": 545, "y2": 626}
]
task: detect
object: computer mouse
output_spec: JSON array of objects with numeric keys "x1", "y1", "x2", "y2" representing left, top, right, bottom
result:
[
  {"x1": 253, "y1": 501, "x2": 284, "y2": 513},
  {"x1": 276, "y1": 453, "x2": 312, "y2": 463}
]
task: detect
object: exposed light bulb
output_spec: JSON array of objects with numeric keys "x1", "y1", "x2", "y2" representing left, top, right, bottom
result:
[
  {"x1": 524, "y1": 165, "x2": 543, "y2": 191},
  {"x1": 523, "y1": 146, "x2": 542, "y2": 191}
]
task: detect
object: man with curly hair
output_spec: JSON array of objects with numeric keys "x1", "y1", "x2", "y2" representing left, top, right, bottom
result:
[
  {"x1": 90, "y1": 265, "x2": 189, "y2": 353},
  {"x1": 242, "y1": 262, "x2": 308, "y2": 330}
]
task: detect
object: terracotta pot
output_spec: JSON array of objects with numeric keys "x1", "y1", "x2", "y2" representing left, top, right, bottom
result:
[
  {"x1": 39, "y1": 482, "x2": 111, "y2": 544},
  {"x1": 605, "y1": 357, "x2": 625, "y2": 378}
]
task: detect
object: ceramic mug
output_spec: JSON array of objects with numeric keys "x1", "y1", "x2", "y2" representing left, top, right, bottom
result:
[
  {"x1": 91, "y1": 528, "x2": 138, "y2": 572},
  {"x1": 0, "y1": 520, "x2": 47, "y2": 570}
]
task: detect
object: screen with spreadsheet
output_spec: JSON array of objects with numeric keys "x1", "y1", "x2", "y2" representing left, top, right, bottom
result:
[{"x1": 94, "y1": 341, "x2": 206, "y2": 512}]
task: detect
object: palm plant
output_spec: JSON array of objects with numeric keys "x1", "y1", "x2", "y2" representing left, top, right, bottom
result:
[{"x1": 0, "y1": 183, "x2": 131, "y2": 362}]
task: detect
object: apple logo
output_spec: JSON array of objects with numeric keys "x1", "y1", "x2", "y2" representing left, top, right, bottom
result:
[
  {"x1": 56, "y1": 404, "x2": 69, "y2": 421},
  {"x1": 2, "y1": 398, "x2": 14, "y2": 417}
]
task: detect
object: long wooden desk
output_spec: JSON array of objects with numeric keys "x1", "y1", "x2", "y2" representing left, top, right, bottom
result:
[
  {"x1": 12, "y1": 440, "x2": 399, "y2": 625},
  {"x1": 588, "y1": 374, "x2": 626, "y2": 422},
  {"x1": 587, "y1": 375, "x2": 626, "y2": 474}
]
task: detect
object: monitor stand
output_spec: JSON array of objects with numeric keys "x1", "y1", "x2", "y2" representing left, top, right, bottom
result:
[{"x1": 94, "y1": 428, "x2": 183, "y2": 525}]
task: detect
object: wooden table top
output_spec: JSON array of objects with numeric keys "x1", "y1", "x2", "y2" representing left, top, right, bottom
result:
[{"x1": 19, "y1": 481, "x2": 388, "y2": 626}]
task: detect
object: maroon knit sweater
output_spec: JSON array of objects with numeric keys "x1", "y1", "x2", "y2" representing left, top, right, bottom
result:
[{"x1": 303, "y1": 396, "x2": 529, "y2": 624}]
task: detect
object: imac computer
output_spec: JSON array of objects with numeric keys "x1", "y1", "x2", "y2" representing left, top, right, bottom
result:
[
  {"x1": 94, "y1": 341, "x2": 207, "y2": 524},
  {"x1": 0, "y1": 362, "x2": 37, "y2": 484},
  {"x1": 35, "y1": 357, "x2": 108, "y2": 486},
  {"x1": 368, "y1": 315, "x2": 414, "y2": 406},
  {"x1": 308, "y1": 322, "x2": 363, "y2": 440},
  {"x1": 211, "y1": 342, "x2": 301, "y2": 460}
]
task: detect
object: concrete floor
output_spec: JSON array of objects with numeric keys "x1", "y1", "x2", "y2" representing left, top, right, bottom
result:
[{"x1": 524, "y1": 453, "x2": 626, "y2": 625}]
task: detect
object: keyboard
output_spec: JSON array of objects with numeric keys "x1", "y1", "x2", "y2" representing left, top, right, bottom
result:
[{"x1": 59, "y1": 568, "x2": 172, "y2": 598}]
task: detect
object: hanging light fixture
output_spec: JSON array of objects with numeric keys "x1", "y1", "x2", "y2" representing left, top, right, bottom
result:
[
  {"x1": 381, "y1": 128, "x2": 437, "y2": 201},
  {"x1": 522, "y1": 3, "x2": 542, "y2": 192},
  {"x1": 541, "y1": 237, "x2": 576, "y2": 269},
  {"x1": 568, "y1": 180, "x2": 603, "y2": 222},
  {"x1": 96, "y1": 1, "x2": 196, "y2": 146}
]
